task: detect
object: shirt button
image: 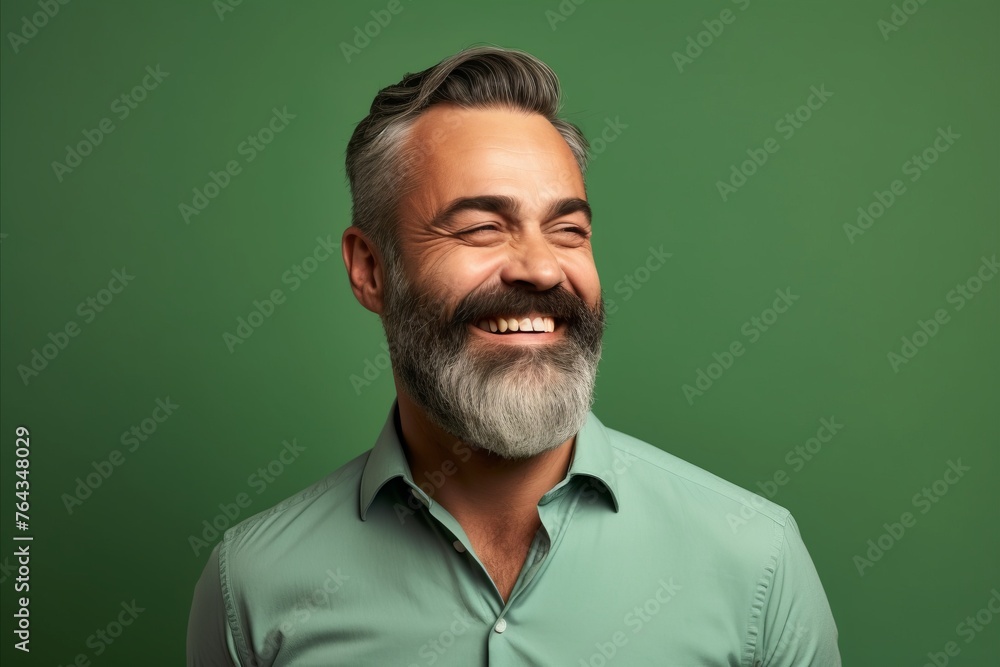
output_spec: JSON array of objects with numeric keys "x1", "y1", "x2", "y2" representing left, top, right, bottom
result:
[
  {"x1": 452, "y1": 540, "x2": 466, "y2": 553},
  {"x1": 494, "y1": 618, "x2": 507, "y2": 633}
]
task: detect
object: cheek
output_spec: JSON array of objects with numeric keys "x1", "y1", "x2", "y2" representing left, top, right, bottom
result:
[
  {"x1": 415, "y1": 247, "x2": 505, "y2": 299},
  {"x1": 560, "y1": 253, "x2": 602, "y2": 303}
]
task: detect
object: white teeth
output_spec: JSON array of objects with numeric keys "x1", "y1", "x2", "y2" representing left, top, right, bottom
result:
[{"x1": 478, "y1": 315, "x2": 557, "y2": 334}]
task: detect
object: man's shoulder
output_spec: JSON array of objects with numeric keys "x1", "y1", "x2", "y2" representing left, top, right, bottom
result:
[
  {"x1": 218, "y1": 449, "x2": 371, "y2": 569},
  {"x1": 598, "y1": 418, "x2": 791, "y2": 529}
]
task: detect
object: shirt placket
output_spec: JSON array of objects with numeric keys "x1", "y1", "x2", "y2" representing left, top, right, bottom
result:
[{"x1": 409, "y1": 479, "x2": 581, "y2": 650}]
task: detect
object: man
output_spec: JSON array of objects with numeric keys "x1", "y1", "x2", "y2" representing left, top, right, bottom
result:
[{"x1": 188, "y1": 46, "x2": 840, "y2": 666}]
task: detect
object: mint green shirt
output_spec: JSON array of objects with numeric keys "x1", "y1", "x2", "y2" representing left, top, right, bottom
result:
[{"x1": 187, "y1": 401, "x2": 840, "y2": 666}]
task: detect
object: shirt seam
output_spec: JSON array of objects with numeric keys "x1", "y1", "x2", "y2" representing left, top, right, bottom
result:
[
  {"x1": 228, "y1": 456, "x2": 365, "y2": 543},
  {"x1": 219, "y1": 535, "x2": 252, "y2": 666},
  {"x1": 742, "y1": 513, "x2": 788, "y2": 667},
  {"x1": 607, "y1": 441, "x2": 789, "y2": 526}
]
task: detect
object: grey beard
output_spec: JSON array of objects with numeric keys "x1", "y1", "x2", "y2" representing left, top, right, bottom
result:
[{"x1": 380, "y1": 262, "x2": 605, "y2": 460}]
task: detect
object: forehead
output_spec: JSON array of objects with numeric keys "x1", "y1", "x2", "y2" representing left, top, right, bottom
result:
[{"x1": 403, "y1": 105, "x2": 586, "y2": 208}]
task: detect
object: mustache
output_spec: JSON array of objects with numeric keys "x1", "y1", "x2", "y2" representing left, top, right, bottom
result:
[{"x1": 450, "y1": 283, "x2": 601, "y2": 328}]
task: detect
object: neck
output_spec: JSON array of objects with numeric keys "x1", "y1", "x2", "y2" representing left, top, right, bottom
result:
[{"x1": 394, "y1": 386, "x2": 575, "y2": 524}]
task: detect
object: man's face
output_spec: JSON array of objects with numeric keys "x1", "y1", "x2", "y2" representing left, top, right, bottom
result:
[{"x1": 380, "y1": 105, "x2": 605, "y2": 459}]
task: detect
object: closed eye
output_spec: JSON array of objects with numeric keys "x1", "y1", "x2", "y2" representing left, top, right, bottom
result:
[
  {"x1": 553, "y1": 226, "x2": 591, "y2": 242},
  {"x1": 458, "y1": 225, "x2": 503, "y2": 238}
]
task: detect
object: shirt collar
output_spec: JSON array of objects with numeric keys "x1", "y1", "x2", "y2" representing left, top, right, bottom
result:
[{"x1": 359, "y1": 399, "x2": 622, "y2": 520}]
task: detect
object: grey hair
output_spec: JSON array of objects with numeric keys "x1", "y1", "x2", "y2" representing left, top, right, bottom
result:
[{"x1": 344, "y1": 46, "x2": 589, "y2": 268}]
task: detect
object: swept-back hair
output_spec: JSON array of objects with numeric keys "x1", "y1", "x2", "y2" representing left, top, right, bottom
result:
[{"x1": 345, "y1": 46, "x2": 588, "y2": 267}]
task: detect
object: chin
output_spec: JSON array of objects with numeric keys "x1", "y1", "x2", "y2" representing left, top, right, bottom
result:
[{"x1": 439, "y1": 369, "x2": 592, "y2": 460}]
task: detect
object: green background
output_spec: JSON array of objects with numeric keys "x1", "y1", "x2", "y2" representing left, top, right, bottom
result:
[{"x1": 1, "y1": 0, "x2": 997, "y2": 664}]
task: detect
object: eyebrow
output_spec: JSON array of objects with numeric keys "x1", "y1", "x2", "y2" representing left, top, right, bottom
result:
[{"x1": 430, "y1": 195, "x2": 592, "y2": 228}]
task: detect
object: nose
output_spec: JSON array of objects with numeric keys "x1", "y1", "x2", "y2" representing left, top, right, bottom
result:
[{"x1": 499, "y1": 228, "x2": 565, "y2": 291}]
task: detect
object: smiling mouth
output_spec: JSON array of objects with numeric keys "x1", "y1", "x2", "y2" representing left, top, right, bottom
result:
[{"x1": 473, "y1": 315, "x2": 557, "y2": 334}]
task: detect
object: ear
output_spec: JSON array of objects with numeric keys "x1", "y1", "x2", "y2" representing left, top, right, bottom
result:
[{"x1": 341, "y1": 226, "x2": 385, "y2": 315}]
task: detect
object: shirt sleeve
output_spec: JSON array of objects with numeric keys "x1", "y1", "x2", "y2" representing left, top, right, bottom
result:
[
  {"x1": 757, "y1": 513, "x2": 841, "y2": 667},
  {"x1": 187, "y1": 542, "x2": 242, "y2": 667}
]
